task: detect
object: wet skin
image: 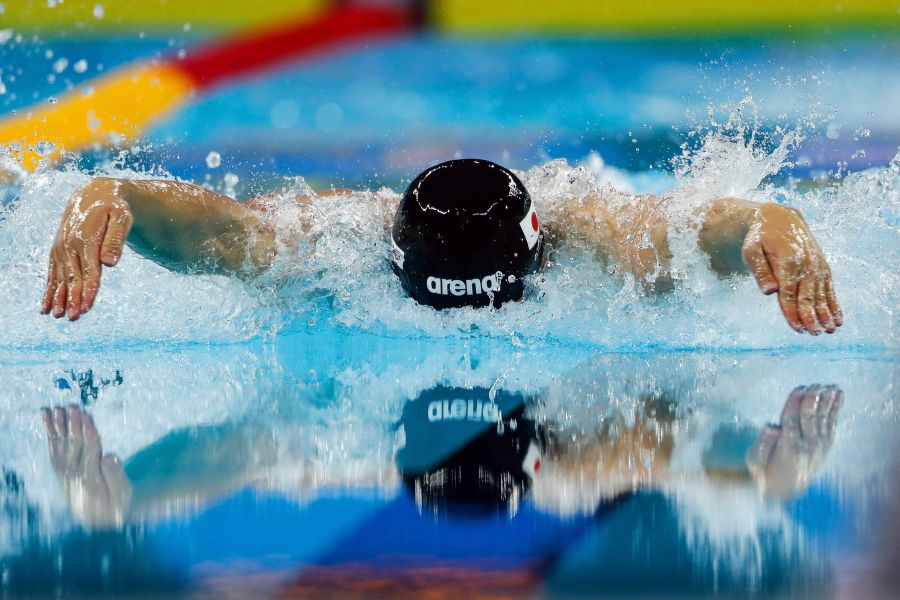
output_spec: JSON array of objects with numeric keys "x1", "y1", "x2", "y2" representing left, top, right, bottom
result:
[{"x1": 40, "y1": 177, "x2": 842, "y2": 334}]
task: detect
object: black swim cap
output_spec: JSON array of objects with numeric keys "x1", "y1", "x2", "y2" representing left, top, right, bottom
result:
[
  {"x1": 395, "y1": 386, "x2": 544, "y2": 517},
  {"x1": 391, "y1": 159, "x2": 544, "y2": 309}
]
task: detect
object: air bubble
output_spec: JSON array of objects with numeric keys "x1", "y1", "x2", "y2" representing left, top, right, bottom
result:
[{"x1": 205, "y1": 151, "x2": 221, "y2": 169}]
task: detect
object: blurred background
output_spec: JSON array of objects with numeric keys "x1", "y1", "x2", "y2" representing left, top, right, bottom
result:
[{"x1": 0, "y1": 0, "x2": 898, "y2": 190}]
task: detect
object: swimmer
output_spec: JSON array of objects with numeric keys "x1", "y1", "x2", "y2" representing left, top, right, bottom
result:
[{"x1": 40, "y1": 159, "x2": 842, "y2": 333}]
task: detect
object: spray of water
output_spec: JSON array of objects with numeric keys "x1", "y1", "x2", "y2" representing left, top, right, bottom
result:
[{"x1": 0, "y1": 122, "x2": 896, "y2": 351}]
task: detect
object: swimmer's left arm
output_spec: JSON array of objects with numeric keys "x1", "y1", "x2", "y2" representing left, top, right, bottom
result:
[
  {"x1": 559, "y1": 192, "x2": 842, "y2": 333},
  {"x1": 696, "y1": 198, "x2": 842, "y2": 334}
]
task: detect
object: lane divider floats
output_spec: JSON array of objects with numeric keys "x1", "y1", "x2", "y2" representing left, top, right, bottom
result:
[{"x1": 0, "y1": 3, "x2": 417, "y2": 170}]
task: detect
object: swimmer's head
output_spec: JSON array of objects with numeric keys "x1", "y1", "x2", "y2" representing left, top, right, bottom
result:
[{"x1": 391, "y1": 159, "x2": 544, "y2": 309}]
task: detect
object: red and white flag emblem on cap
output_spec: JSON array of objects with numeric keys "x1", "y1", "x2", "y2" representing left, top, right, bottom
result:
[{"x1": 518, "y1": 200, "x2": 540, "y2": 250}]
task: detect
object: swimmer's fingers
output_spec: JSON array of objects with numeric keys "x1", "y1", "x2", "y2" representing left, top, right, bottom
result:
[
  {"x1": 42, "y1": 408, "x2": 67, "y2": 473},
  {"x1": 99, "y1": 207, "x2": 133, "y2": 267},
  {"x1": 780, "y1": 386, "x2": 805, "y2": 431},
  {"x1": 742, "y1": 229, "x2": 778, "y2": 294},
  {"x1": 80, "y1": 239, "x2": 102, "y2": 314},
  {"x1": 747, "y1": 426, "x2": 780, "y2": 474},
  {"x1": 798, "y1": 386, "x2": 822, "y2": 440},
  {"x1": 81, "y1": 412, "x2": 102, "y2": 473},
  {"x1": 814, "y1": 270, "x2": 836, "y2": 334},
  {"x1": 51, "y1": 255, "x2": 68, "y2": 319},
  {"x1": 816, "y1": 387, "x2": 840, "y2": 439},
  {"x1": 62, "y1": 406, "x2": 84, "y2": 476},
  {"x1": 64, "y1": 244, "x2": 84, "y2": 321},
  {"x1": 825, "y1": 274, "x2": 843, "y2": 327},
  {"x1": 830, "y1": 388, "x2": 844, "y2": 416},
  {"x1": 797, "y1": 265, "x2": 822, "y2": 335},
  {"x1": 41, "y1": 253, "x2": 58, "y2": 314},
  {"x1": 41, "y1": 408, "x2": 58, "y2": 437},
  {"x1": 52, "y1": 407, "x2": 68, "y2": 438},
  {"x1": 773, "y1": 265, "x2": 804, "y2": 333}
]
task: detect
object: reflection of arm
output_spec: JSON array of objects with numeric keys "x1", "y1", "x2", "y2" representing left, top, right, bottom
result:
[
  {"x1": 123, "y1": 423, "x2": 277, "y2": 519},
  {"x1": 533, "y1": 395, "x2": 678, "y2": 513},
  {"x1": 42, "y1": 406, "x2": 278, "y2": 528}
]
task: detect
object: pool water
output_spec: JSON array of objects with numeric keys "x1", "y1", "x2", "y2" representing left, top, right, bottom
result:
[
  {"x1": 1, "y1": 28, "x2": 899, "y2": 600},
  {"x1": 0, "y1": 337, "x2": 897, "y2": 598}
]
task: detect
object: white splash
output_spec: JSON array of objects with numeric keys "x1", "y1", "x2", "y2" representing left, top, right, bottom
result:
[{"x1": 0, "y1": 129, "x2": 896, "y2": 351}]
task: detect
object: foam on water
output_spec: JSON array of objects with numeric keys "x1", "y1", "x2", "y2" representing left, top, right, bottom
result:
[{"x1": 0, "y1": 128, "x2": 897, "y2": 350}]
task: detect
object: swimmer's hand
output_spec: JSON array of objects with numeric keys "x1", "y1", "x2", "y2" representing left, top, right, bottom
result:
[
  {"x1": 41, "y1": 405, "x2": 132, "y2": 528},
  {"x1": 40, "y1": 177, "x2": 276, "y2": 321},
  {"x1": 41, "y1": 178, "x2": 133, "y2": 321},
  {"x1": 742, "y1": 203, "x2": 843, "y2": 334},
  {"x1": 746, "y1": 385, "x2": 842, "y2": 499}
]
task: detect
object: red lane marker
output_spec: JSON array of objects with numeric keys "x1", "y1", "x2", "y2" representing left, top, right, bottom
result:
[{"x1": 177, "y1": 4, "x2": 417, "y2": 91}]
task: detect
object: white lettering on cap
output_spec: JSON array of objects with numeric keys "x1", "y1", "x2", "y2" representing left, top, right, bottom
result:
[
  {"x1": 425, "y1": 273, "x2": 501, "y2": 296},
  {"x1": 426, "y1": 399, "x2": 501, "y2": 423},
  {"x1": 519, "y1": 199, "x2": 540, "y2": 250}
]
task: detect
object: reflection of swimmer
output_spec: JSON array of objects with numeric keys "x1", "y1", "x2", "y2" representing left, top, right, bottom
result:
[
  {"x1": 40, "y1": 384, "x2": 843, "y2": 529},
  {"x1": 31, "y1": 385, "x2": 846, "y2": 598},
  {"x1": 40, "y1": 159, "x2": 841, "y2": 334}
]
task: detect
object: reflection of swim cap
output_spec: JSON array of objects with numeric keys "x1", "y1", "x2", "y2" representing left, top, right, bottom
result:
[
  {"x1": 395, "y1": 386, "x2": 544, "y2": 517},
  {"x1": 391, "y1": 159, "x2": 544, "y2": 309}
]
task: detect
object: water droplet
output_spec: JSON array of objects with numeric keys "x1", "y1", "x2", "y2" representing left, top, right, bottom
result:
[
  {"x1": 92, "y1": 3, "x2": 104, "y2": 18},
  {"x1": 33, "y1": 141, "x2": 55, "y2": 156},
  {"x1": 73, "y1": 59, "x2": 88, "y2": 73},
  {"x1": 205, "y1": 151, "x2": 221, "y2": 169},
  {"x1": 52, "y1": 57, "x2": 68, "y2": 73},
  {"x1": 47, "y1": 96, "x2": 57, "y2": 104}
]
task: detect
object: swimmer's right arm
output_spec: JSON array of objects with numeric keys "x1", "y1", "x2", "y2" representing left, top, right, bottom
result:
[{"x1": 41, "y1": 177, "x2": 276, "y2": 321}]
